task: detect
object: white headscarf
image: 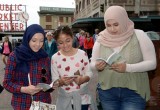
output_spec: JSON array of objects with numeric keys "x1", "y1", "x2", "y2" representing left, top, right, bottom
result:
[{"x1": 97, "y1": 6, "x2": 134, "y2": 48}]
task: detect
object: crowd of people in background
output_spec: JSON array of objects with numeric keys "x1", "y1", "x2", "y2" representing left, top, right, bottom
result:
[
  {"x1": 74, "y1": 28, "x2": 99, "y2": 59},
  {"x1": 0, "y1": 5, "x2": 157, "y2": 110}
]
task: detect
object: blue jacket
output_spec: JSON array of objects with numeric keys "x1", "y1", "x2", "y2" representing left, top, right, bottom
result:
[{"x1": 44, "y1": 39, "x2": 58, "y2": 59}]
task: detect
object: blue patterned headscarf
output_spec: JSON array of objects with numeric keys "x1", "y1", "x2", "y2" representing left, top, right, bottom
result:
[{"x1": 14, "y1": 24, "x2": 48, "y2": 73}]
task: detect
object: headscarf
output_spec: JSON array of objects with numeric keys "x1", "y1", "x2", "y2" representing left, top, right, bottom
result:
[
  {"x1": 97, "y1": 6, "x2": 134, "y2": 48},
  {"x1": 14, "y1": 24, "x2": 48, "y2": 73}
]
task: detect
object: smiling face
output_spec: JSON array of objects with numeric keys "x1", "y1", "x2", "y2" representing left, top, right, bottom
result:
[
  {"x1": 57, "y1": 33, "x2": 73, "y2": 53},
  {"x1": 29, "y1": 33, "x2": 44, "y2": 52},
  {"x1": 106, "y1": 19, "x2": 121, "y2": 35}
]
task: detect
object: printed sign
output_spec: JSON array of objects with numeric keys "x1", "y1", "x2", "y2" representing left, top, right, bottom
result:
[{"x1": 0, "y1": 4, "x2": 29, "y2": 31}]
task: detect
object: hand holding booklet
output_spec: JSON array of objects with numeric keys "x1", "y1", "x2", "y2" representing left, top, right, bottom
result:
[
  {"x1": 96, "y1": 51, "x2": 121, "y2": 65},
  {"x1": 36, "y1": 82, "x2": 54, "y2": 92}
]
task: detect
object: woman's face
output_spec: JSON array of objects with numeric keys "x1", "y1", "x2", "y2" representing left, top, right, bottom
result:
[
  {"x1": 29, "y1": 33, "x2": 44, "y2": 52},
  {"x1": 57, "y1": 33, "x2": 73, "y2": 53},
  {"x1": 5, "y1": 37, "x2": 9, "y2": 42},
  {"x1": 46, "y1": 34, "x2": 53, "y2": 41},
  {"x1": 106, "y1": 19, "x2": 121, "y2": 35}
]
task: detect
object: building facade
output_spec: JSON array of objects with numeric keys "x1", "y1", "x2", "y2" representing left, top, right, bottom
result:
[
  {"x1": 72, "y1": 0, "x2": 160, "y2": 33},
  {"x1": 74, "y1": 0, "x2": 160, "y2": 19},
  {"x1": 38, "y1": 6, "x2": 74, "y2": 31}
]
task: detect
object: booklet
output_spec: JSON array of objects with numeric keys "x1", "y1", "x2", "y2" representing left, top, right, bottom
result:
[
  {"x1": 96, "y1": 51, "x2": 121, "y2": 65},
  {"x1": 36, "y1": 82, "x2": 54, "y2": 92}
]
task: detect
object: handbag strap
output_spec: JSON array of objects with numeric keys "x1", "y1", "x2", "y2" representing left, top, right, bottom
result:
[{"x1": 28, "y1": 73, "x2": 33, "y2": 101}]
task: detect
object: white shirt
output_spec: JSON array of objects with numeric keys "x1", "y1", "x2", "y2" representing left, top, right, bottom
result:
[{"x1": 51, "y1": 49, "x2": 92, "y2": 104}]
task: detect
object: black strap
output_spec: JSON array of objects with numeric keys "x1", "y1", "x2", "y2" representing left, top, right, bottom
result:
[{"x1": 0, "y1": 84, "x2": 4, "y2": 93}]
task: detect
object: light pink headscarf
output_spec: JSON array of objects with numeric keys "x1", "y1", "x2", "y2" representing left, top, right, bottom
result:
[{"x1": 97, "y1": 6, "x2": 134, "y2": 48}]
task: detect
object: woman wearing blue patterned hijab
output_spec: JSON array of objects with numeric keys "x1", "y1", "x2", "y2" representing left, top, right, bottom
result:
[
  {"x1": 3, "y1": 24, "x2": 53, "y2": 109},
  {"x1": 14, "y1": 24, "x2": 48, "y2": 73}
]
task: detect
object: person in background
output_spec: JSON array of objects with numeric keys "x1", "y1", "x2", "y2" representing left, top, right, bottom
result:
[
  {"x1": 83, "y1": 32, "x2": 94, "y2": 59},
  {"x1": 93, "y1": 28, "x2": 99, "y2": 42},
  {"x1": 1, "y1": 36, "x2": 12, "y2": 67},
  {"x1": 75, "y1": 28, "x2": 82, "y2": 39},
  {"x1": 3, "y1": 24, "x2": 54, "y2": 110},
  {"x1": 72, "y1": 33, "x2": 80, "y2": 48},
  {"x1": 51, "y1": 26, "x2": 98, "y2": 110},
  {"x1": 78, "y1": 30, "x2": 85, "y2": 50},
  {"x1": 90, "y1": 6, "x2": 156, "y2": 110},
  {"x1": 44, "y1": 31, "x2": 58, "y2": 59}
]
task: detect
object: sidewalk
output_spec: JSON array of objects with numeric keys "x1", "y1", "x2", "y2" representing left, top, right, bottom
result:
[
  {"x1": 0, "y1": 54, "x2": 12, "y2": 110},
  {"x1": 0, "y1": 54, "x2": 98, "y2": 109}
]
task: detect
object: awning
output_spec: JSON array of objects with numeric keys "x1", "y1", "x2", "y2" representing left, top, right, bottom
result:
[
  {"x1": 71, "y1": 17, "x2": 104, "y2": 28},
  {"x1": 71, "y1": 15, "x2": 160, "y2": 27},
  {"x1": 71, "y1": 15, "x2": 160, "y2": 32},
  {"x1": 72, "y1": 17, "x2": 104, "y2": 24}
]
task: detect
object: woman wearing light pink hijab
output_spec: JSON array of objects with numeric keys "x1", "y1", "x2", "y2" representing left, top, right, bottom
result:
[{"x1": 90, "y1": 6, "x2": 157, "y2": 110}]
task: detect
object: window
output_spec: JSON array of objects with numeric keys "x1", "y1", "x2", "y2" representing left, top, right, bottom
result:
[
  {"x1": 46, "y1": 15, "x2": 52, "y2": 22},
  {"x1": 59, "y1": 17, "x2": 63, "y2": 22},
  {"x1": 82, "y1": 0, "x2": 85, "y2": 9},
  {"x1": 76, "y1": 5, "x2": 78, "y2": 13},
  {"x1": 46, "y1": 25, "x2": 52, "y2": 29},
  {"x1": 71, "y1": 17, "x2": 74, "y2": 22},
  {"x1": 79, "y1": 1, "x2": 81, "y2": 11},
  {"x1": 66, "y1": 17, "x2": 68, "y2": 23},
  {"x1": 87, "y1": 0, "x2": 90, "y2": 5}
]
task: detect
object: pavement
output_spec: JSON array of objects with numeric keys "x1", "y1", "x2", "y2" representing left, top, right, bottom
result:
[
  {"x1": 0, "y1": 54, "x2": 12, "y2": 110},
  {"x1": 0, "y1": 54, "x2": 99, "y2": 110}
]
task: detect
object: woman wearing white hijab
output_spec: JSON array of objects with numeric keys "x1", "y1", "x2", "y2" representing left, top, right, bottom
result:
[{"x1": 90, "y1": 6, "x2": 156, "y2": 110}]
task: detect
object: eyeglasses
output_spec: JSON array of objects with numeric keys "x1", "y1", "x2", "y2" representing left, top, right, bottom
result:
[{"x1": 41, "y1": 68, "x2": 47, "y2": 83}]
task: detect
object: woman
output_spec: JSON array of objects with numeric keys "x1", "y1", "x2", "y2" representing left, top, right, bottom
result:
[
  {"x1": 51, "y1": 26, "x2": 97, "y2": 110},
  {"x1": 3, "y1": 24, "x2": 53, "y2": 110},
  {"x1": 90, "y1": 6, "x2": 157, "y2": 110},
  {"x1": 78, "y1": 30, "x2": 85, "y2": 50},
  {"x1": 83, "y1": 32, "x2": 94, "y2": 59},
  {"x1": 1, "y1": 36, "x2": 12, "y2": 67},
  {"x1": 44, "y1": 31, "x2": 58, "y2": 59}
]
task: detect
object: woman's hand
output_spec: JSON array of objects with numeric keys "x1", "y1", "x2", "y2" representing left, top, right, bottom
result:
[
  {"x1": 21, "y1": 85, "x2": 42, "y2": 95},
  {"x1": 95, "y1": 60, "x2": 107, "y2": 71},
  {"x1": 58, "y1": 77, "x2": 75, "y2": 86},
  {"x1": 52, "y1": 80, "x2": 59, "y2": 89},
  {"x1": 110, "y1": 62, "x2": 126, "y2": 73},
  {"x1": 73, "y1": 75, "x2": 90, "y2": 86}
]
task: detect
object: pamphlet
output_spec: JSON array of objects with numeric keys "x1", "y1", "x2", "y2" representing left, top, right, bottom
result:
[
  {"x1": 96, "y1": 51, "x2": 121, "y2": 65},
  {"x1": 36, "y1": 82, "x2": 54, "y2": 92}
]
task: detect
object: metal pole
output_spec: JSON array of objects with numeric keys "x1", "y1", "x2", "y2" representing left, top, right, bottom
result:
[
  {"x1": 24, "y1": 5, "x2": 27, "y2": 29},
  {"x1": 10, "y1": 4, "x2": 13, "y2": 31}
]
